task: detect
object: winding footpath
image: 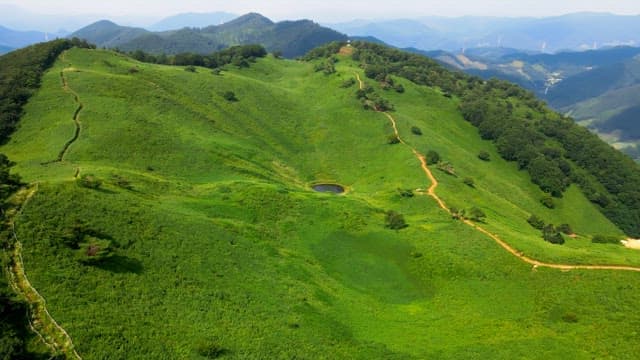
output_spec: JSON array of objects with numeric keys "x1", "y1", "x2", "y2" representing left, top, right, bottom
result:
[
  {"x1": 43, "y1": 57, "x2": 83, "y2": 165},
  {"x1": 5, "y1": 185, "x2": 82, "y2": 359},
  {"x1": 354, "y1": 73, "x2": 640, "y2": 272}
]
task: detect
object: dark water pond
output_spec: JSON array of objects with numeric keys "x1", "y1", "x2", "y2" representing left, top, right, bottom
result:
[{"x1": 312, "y1": 184, "x2": 345, "y2": 194}]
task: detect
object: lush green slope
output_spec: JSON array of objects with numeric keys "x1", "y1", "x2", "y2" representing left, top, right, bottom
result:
[
  {"x1": 71, "y1": 13, "x2": 347, "y2": 58},
  {"x1": 3, "y1": 47, "x2": 640, "y2": 359}
]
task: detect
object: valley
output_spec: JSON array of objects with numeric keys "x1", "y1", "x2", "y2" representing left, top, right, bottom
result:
[{"x1": 2, "y1": 43, "x2": 640, "y2": 358}]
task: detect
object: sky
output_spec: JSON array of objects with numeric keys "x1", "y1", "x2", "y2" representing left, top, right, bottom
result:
[{"x1": 2, "y1": 0, "x2": 640, "y2": 22}]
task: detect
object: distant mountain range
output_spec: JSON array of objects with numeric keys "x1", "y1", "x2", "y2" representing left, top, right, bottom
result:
[
  {"x1": 423, "y1": 45, "x2": 640, "y2": 159},
  {"x1": 0, "y1": 25, "x2": 61, "y2": 49},
  {"x1": 71, "y1": 13, "x2": 347, "y2": 58},
  {"x1": 330, "y1": 13, "x2": 640, "y2": 52},
  {"x1": 0, "y1": 44, "x2": 12, "y2": 54},
  {"x1": 149, "y1": 12, "x2": 238, "y2": 31}
]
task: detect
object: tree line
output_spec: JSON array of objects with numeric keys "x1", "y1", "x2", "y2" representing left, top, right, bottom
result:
[{"x1": 122, "y1": 44, "x2": 268, "y2": 69}]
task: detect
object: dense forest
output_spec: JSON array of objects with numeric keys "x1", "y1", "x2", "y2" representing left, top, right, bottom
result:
[
  {"x1": 0, "y1": 38, "x2": 93, "y2": 359},
  {"x1": 306, "y1": 41, "x2": 640, "y2": 237},
  {"x1": 124, "y1": 44, "x2": 268, "y2": 69},
  {"x1": 0, "y1": 38, "x2": 94, "y2": 144}
]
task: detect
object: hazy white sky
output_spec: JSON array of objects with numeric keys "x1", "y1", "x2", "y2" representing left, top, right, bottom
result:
[{"x1": 3, "y1": 0, "x2": 640, "y2": 21}]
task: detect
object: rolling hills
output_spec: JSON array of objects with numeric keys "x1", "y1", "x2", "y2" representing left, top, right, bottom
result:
[
  {"x1": 71, "y1": 13, "x2": 347, "y2": 58},
  {"x1": 2, "y1": 42, "x2": 640, "y2": 358}
]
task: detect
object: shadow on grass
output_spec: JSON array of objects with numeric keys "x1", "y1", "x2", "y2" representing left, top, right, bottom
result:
[{"x1": 94, "y1": 255, "x2": 144, "y2": 274}]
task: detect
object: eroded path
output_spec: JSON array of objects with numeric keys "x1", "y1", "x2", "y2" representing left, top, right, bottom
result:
[
  {"x1": 354, "y1": 73, "x2": 640, "y2": 272},
  {"x1": 43, "y1": 55, "x2": 83, "y2": 164},
  {"x1": 5, "y1": 185, "x2": 82, "y2": 359}
]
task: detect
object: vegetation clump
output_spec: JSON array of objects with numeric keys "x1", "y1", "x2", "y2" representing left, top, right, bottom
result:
[
  {"x1": 463, "y1": 177, "x2": 475, "y2": 188},
  {"x1": 540, "y1": 196, "x2": 555, "y2": 209},
  {"x1": 557, "y1": 223, "x2": 573, "y2": 235},
  {"x1": 527, "y1": 214, "x2": 546, "y2": 230},
  {"x1": 222, "y1": 91, "x2": 238, "y2": 102},
  {"x1": 397, "y1": 188, "x2": 414, "y2": 198},
  {"x1": 387, "y1": 134, "x2": 400, "y2": 144},
  {"x1": 385, "y1": 210, "x2": 408, "y2": 230},
  {"x1": 411, "y1": 126, "x2": 422, "y2": 136},
  {"x1": 436, "y1": 162, "x2": 456, "y2": 176},
  {"x1": 77, "y1": 174, "x2": 102, "y2": 189},
  {"x1": 425, "y1": 150, "x2": 440, "y2": 165},
  {"x1": 467, "y1": 207, "x2": 486, "y2": 222},
  {"x1": 340, "y1": 78, "x2": 356, "y2": 88},
  {"x1": 592, "y1": 235, "x2": 620, "y2": 244},
  {"x1": 478, "y1": 151, "x2": 491, "y2": 161},
  {"x1": 543, "y1": 224, "x2": 565, "y2": 245}
]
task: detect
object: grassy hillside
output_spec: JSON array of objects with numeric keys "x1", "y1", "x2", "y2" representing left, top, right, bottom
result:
[{"x1": 3, "y1": 47, "x2": 640, "y2": 358}]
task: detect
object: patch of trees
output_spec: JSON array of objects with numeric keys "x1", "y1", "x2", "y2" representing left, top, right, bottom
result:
[
  {"x1": 385, "y1": 210, "x2": 408, "y2": 230},
  {"x1": 451, "y1": 206, "x2": 486, "y2": 222},
  {"x1": 543, "y1": 224, "x2": 565, "y2": 245},
  {"x1": 478, "y1": 151, "x2": 491, "y2": 161},
  {"x1": 313, "y1": 56, "x2": 337, "y2": 75},
  {"x1": 126, "y1": 44, "x2": 267, "y2": 69},
  {"x1": 592, "y1": 235, "x2": 620, "y2": 244},
  {"x1": 355, "y1": 84, "x2": 393, "y2": 112},
  {"x1": 222, "y1": 91, "x2": 238, "y2": 102},
  {"x1": 0, "y1": 38, "x2": 94, "y2": 145},
  {"x1": 527, "y1": 215, "x2": 572, "y2": 244}
]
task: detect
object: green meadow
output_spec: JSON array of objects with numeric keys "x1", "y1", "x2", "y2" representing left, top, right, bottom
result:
[{"x1": 3, "y1": 48, "x2": 640, "y2": 358}]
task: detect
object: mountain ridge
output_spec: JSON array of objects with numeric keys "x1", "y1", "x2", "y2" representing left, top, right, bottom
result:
[{"x1": 71, "y1": 13, "x2": 347, "y2": 58}]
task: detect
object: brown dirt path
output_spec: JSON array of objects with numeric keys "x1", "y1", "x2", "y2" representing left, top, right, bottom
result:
[{"x1": 354, "y1": 73, "x2": 640, "y2": 272}]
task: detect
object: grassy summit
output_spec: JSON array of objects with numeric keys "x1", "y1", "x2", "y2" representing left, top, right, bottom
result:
[{"x1": 2, "y1": 47, "x2": 640, "y2": 358}]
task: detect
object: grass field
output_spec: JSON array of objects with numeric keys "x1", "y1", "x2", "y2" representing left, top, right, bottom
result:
[{"x1": 3, "y1": 48, "x2": 640, "y2": 358}]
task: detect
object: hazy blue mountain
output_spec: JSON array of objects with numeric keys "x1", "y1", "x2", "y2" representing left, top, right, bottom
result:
[
  {"x1": 0, "y1": 44, "x2": 13, "y2": 54},
  {"x1": 71, "y1": 13, "x2": 347, "y2": 58},
  {"x1": 478, "y1": 13, "x2": 640, "y2": 52},
  {"x1": 149, "y1": 12, "x2": 237, "y2": 31},
  {"x1": 0, "y1": 3, "x2": 154, "y2": 33},
  {"x1": 329, "y1": 19, "x2": 452, "y2": 50},
  {"x1": 0, "y1": 25, "x2": 49, "y2": 48},
  {"x1": 330, "y1": 13, "x2": 640, "y2": 52}
]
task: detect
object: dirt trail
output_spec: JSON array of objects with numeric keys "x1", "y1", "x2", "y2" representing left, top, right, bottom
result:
[
  {"x1": 354, "y1": 73, "x2": 640, "y2": 272},
  {"x1": 5, "y1": 185, "x2": 83, "y2": 359},
  {"x1": 42, "y1": 57, "x2": 83, "y2": 165}
]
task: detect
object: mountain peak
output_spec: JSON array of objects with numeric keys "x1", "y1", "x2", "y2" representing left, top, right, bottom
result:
[{"x1": 226, "y1": 13, "x2": 274, "y2": 26}]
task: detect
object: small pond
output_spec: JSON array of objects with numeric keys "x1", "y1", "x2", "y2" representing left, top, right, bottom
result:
[{"x1": 312, "y1": 184, "x2": 345, "y2": 194}]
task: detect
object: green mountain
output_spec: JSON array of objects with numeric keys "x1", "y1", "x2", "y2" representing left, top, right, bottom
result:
[
  {"x1": 71, "y1": 13, "x2": 348, "y2": 58},
  {"x1": 70, "y1": 20, "x2": 151, "y2": 48},
  {"x1": 2, "y1": 40, "x2": 640, "y2": 359}
]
